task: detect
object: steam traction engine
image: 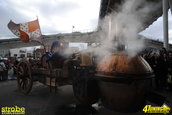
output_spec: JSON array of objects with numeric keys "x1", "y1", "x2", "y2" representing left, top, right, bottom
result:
[{"x1": 17, "y1": 49, "x2": 157, "y2": 112}]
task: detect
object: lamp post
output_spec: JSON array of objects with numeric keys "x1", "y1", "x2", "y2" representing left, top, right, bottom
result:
[{"x1": 72, "y1": 26, "x2": 75, "y2": 33}]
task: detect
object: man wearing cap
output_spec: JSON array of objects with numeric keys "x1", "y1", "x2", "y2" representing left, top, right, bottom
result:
[{"x1": 46, "y1": 40, "x2": 67, "y2": 68}]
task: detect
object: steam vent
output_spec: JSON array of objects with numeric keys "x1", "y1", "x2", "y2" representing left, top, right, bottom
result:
[{"x1": 96, "y1": 51, "x2": 154, "y2": 112}]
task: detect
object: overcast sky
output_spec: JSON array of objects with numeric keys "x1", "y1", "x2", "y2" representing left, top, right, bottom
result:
[
  {"x1": 140, "y1": 10, "x2": 172, "y2": 44},
  {"x1": 0, "y1": 0, "x2": 100, "y2": 38},
  {"x1": 0, "y1": 0, "x2": 172, "y2": 44}
]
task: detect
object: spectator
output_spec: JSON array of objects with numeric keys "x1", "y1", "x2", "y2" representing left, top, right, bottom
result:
[
  {"x1": 168, "y1": 51, "x2": 172, "y2": 75},
  {"x1": 167, "y1": 51, "x2": 172, "y2": 89},
  {"x1": 0, "y1": 58, "x2": 7, "y2": 80},
  {"x1": 142, "y1": 48, "x2": 169, "y2": 90}
]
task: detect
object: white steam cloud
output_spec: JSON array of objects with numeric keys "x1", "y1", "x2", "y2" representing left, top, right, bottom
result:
[
  {"x1": 91, "y1": 0, "x2": 161, "y2": 57},
  {"x1": 61, "y1": 0, "x2": 161, "y2": 59}
]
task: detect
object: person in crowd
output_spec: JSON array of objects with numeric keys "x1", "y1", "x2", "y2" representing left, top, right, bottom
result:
[
  {"x1": 167, "y1": 51, "x2": 172, "y2": 89},
  {"x1": 150, "y1": 51, "x2": 161, "y2": 89},
  {"x1": 13, "y1": 58, "x2": 19, "y2": 75},
  {"x1": 159, "y1": 48, "x2": 168, "y2": 89},
  {"x1": 0, "y1": 58, "x2": 7, "y2": 80},
  {"x1": 143, "y1": 48, "x2": 170, "y2": 90},
  {"x1": 168, "y1": 51, "x2": 172, "y2": 75}
]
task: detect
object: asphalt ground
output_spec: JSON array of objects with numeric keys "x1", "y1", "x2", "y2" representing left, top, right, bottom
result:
[{"x1": 0, "y1": 80, "x2": 172, "y2": 115}]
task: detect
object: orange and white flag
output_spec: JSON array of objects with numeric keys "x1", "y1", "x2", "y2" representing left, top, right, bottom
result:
[{"x1": 8, "y1": 19, "x2": 43, "y2": 43}]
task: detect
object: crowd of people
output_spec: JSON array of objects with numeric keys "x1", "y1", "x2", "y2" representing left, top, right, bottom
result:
[
  {"x1": 1, "y1": 45, "x2": 172, "y2": 92},
  {"x1": 142, "y1": 47, "x2": 172, "y2": 90},
  {"x1": 0, "y1": 57, "x2": 18, "y2": 81}
]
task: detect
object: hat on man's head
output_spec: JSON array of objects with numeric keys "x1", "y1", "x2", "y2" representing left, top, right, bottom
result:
[{"x1": 51, "y1": 40, "x2": 60, "y2": 53}]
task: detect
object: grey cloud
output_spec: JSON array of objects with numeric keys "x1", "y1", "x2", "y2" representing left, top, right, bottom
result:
[
  {"x1": 0, "y1": 1, "x2": 30, "y2": 37},
  {"x1": 0, "y1": 0, "x2": 80, "y2": 37},
  {"x1": 38, "y1": 1, "x2": 80, "y2": 17},
  {"x1": 90, "y1": 18, "x2": 98, "y2": 27},
  {"x1": 141, "y1": 10, "x2": 172, "y2": 42}
]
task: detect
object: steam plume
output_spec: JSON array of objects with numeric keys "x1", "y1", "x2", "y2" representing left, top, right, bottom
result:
[{"x1": 93, "y1": 0, "x2": 161, "y2": 57}]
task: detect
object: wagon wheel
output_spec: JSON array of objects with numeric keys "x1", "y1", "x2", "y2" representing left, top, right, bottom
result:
[
  {"x1": 73, "y1": 68, "x2": 99, "y2": 105},
  {"x1": 17, "y1": 60, "x2": 33, "y2": 95}
]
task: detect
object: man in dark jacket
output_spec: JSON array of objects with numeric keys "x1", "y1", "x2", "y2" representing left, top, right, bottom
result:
[
  {"x1": 46, "y1": 40, "x2": 67, "y2": 68},
  {"x1": 155, "y1": 49, "x2": 168, "y2": 89}
]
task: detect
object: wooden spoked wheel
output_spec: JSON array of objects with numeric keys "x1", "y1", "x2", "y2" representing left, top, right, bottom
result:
[{"x1": 17, "y1": 60, "x2": 33, "y2": 95}]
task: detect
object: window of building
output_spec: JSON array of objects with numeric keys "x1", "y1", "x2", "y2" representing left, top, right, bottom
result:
[{"x1": 20, "y1": 54, "x2": 25, "y2": 58}]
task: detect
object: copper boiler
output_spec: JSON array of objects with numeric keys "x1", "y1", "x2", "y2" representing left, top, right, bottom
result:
[{"x1": 95, "y1": 51, "x2": 154, "y2": 112}]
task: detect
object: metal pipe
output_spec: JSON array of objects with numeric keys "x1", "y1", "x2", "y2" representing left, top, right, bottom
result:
[
  {"x1": 106, "y1": 0, "x2": 111, "y2": 14},
  {"x1": 163, "y1": 0, "x2": 169, "y2": 50},
  {"x1": 108, "y1": 16, "x2": 112, "y2": 40}
]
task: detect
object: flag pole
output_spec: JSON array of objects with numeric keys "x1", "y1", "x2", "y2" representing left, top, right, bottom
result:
[
  {"x1": 36, "y1": 16, "x2": 53, "y2": 83},
  {"x1": 36, "y1": 16, "x2": 47, "y2": 53}
]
